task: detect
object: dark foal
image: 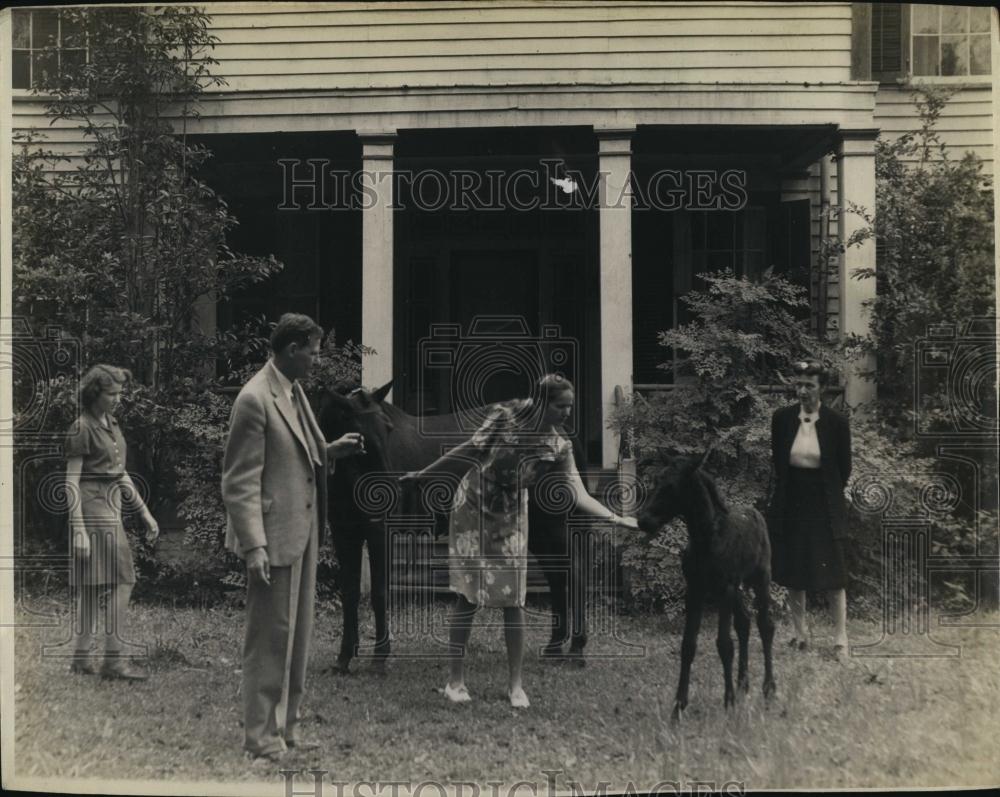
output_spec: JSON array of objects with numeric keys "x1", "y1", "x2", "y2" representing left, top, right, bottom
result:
[{"x1": 638, "y1": 451, "x2": 776, "y2": 719}]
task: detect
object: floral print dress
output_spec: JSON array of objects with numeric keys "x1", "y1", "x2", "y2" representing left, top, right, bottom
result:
[{"x1": 448, "y1": 398, "x2": 573, "y2": 608}]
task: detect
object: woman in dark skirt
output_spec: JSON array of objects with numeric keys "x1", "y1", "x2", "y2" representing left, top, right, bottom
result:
[
  {"x1": 64, "y1": 365, "x2": 159, "y2": 680},
  {"x1": 768, "y1": 360, "x2": 852, "y2": 655}
]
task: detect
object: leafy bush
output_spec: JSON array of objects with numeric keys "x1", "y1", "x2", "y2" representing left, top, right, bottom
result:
[
  {"x1": 850, "y1": 86, "x2": 995, "y2": 435},
  {"x1": 612, "y1": 269, "x2": 842, "y2": 614}
]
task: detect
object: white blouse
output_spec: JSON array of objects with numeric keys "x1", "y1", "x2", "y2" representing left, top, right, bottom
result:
[{"x1": 789, "y1": 406, "x2": 822, "y2": 469}]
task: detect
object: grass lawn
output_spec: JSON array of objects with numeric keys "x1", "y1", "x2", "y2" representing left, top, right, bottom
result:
[{"x1": 9, "y1": 590, "x2": 1000, "y2": 793}]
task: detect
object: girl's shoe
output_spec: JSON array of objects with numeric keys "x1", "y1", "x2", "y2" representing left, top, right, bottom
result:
[
  {"x1": 508, "y1": 687, "x2": 530, "y2": 708},
  {"x1": 444, "y1": 682, "x2": 471, "y2": 703}
]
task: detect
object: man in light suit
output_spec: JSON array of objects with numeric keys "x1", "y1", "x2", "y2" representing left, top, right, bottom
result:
[{"x1": 222, "y1": 313, "x2": 363, "y2": 761}]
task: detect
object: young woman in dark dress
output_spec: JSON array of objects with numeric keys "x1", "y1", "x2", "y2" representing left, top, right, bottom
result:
[{"x1": 768, "y1": 360, "x2": 852, "y2": 655}]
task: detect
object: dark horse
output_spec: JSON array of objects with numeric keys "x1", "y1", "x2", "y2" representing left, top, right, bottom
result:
[
  {"x1": 637, "y1": 452, "x2": 776, "y2": 719},
  {"x1": 318, "y1": 381, "x2": 591, "y2": 673}
]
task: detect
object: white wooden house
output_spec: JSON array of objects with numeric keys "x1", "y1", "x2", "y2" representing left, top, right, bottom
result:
[{"x1": 6, "y1": 2, "x2": 996, "y2": 467}]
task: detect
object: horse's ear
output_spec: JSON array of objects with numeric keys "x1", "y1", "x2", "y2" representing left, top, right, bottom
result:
[{"x1": 371, "y1": 380, "x2": 393, "y2": 404}]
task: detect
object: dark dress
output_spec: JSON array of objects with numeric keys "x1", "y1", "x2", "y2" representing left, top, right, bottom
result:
[
  {"x1": 767, "y1": 404, "x2": 852, "y2": 591},
  {"x1": 65, "y1": 413, "x2": 136, "y2": 586}
]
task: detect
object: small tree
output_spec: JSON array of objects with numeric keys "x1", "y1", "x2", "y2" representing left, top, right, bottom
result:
[
  {"x1": 12, "y1": 7, "x2": 348, "y2": 594},
  {"x1": 614, "y1": 268, "x2": 842, "y2": 476},
  {"x1": 851, "y1": 86, "x2": 995, "y2": 433},
  {"x1": 13, "y1": 6, "x2": 280, "y2": 386}
]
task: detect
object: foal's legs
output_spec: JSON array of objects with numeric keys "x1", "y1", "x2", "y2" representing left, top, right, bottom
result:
[
  {"x1": 754, "y1": 575, "x2": 777, "y2": 699},
  {"x1": 673, "y1": 583, "x2": 704, "y2": 720},
  {"x1": 732, "y1": 591, "x2": 751, "y2": 693},
  {"x1": 716, "y1": 588, "x2": 736, "y2": 708}
]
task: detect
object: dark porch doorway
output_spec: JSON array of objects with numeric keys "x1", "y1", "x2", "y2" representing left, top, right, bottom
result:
[
  {"x1": 394, "y1": 127, "x2": 602, "y2": 464},
  {"x1": 631, "y1": 125, "x2": 834, "y2": 385},
  {"x1": 190, "y1": 131, "x2": 363, "y2": 374}
]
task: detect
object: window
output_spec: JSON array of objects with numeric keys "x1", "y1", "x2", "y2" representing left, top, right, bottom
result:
[
  {"x1": 912, "y1": 4, "x2": 992, "y2": 77},
  {"x1": 11, "y1": 10, "x2": 87, "y2": 90}
]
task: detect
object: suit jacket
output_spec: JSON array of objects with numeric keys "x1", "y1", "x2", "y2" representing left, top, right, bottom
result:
[
  {"x1": 222, "y1": 364, "x2": 331, "y2": 567},
  {"x1": 767, "y1": 403, "x2": 852, "y2": 541}
]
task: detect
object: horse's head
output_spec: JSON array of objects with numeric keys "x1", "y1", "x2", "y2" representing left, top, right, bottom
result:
[
  {"x1": 637, "y1": 449, "x2": 711, "y2": 533},
  {"x1": 319, "y1": 379, "x2": 395, "y2": 478}
]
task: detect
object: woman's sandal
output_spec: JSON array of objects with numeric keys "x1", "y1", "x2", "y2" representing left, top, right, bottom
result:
[
  {"x1": 444, "y1": 683, "x2": 472, "y2": 703},
  {"x1": 508, "y1": 687, "x2": 530, "y2": 708}
]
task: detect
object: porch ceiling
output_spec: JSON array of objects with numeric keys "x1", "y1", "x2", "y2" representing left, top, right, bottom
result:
[{"x1": 634, "y1": 124, "x2": 839, "y2": 174}]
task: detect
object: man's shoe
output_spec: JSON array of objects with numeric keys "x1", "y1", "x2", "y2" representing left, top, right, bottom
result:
[
  {"x1": 245, "y1": 748, "x2": 286, "y2": 764},
  {"x1": 286, "y1": 738, "x2": 321, "y2": 751},
  {"x1": 69, "y1": 655, "x2": 98, "y2": 675},
  {"x1": 100, "y1": 660, "x2": 149, "y2": 681}
]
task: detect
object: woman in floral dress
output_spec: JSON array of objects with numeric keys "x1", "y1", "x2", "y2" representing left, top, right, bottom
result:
[{"x1": 403, "y1": 375, "x2": 637, "y2": 708}]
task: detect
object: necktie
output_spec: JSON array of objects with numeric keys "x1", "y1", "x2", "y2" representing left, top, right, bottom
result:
[{"x1": 292, "y1": 385, "x2": 322, "y2": 466}]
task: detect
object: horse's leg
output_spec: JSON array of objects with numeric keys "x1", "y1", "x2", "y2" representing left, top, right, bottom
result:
[
  {"x1": 333, "y1": 527, "x2": 363, "y2": 674},
  {"x1": 567, "y1": 523, "x2": 589, "y2": 662},
  {"x1": 733, "y1": 589, "x2": 751, "y2": 694},
  {"x1": 527, "y1": 508, "x2": 566, "y2": 658},
  {"x1": 673, "y1": 581, "x2": 703, "y2": 721},
  {"x1": 754, "y1": 573, "x2": 777, "y2": 700},
  {"x1": 366, "y1": 520, "x2": 390, "y2": 673},
  {"x1": 716, "y1": 587, "x2": 736, "y2": 709}
]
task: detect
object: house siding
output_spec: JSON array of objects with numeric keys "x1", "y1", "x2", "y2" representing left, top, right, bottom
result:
[
  {"x1": 874, "y1": 83, "x2": 994, "y2": 176},
  {"x1": 205, "y1": 1, "x2": 853, "y2": 90}
]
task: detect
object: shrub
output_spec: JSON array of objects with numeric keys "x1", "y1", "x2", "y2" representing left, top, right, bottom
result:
[{"x1": 851, "y1": 86, "x2": 995, "y2": 435}]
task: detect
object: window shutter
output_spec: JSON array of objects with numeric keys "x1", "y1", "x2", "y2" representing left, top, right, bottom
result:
[{"x1": 872, "y1": 3, "x2": 910, "y2": 81}]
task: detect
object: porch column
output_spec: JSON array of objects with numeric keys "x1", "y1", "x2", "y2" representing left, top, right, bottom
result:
[
  {"x1": 836, "y1": 130, "x2": 878, "y2": 406},
  {"x1": 597, "y1": 128, "x2": 635, "y2": 468},
  {"x1": 360, "y1": 133, "x2": 396, "y2": 393}
]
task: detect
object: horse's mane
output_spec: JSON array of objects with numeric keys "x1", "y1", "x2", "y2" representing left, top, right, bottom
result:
[{"x1": 689, "y1": 466, "x2": 730, "y2": 523}]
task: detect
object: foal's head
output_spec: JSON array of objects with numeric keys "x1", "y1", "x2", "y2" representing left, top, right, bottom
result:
[{"x1": 637, "y1": 450, "x2": 712, "y2": 533}]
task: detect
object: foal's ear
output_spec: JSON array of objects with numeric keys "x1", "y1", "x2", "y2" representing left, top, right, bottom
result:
[
  {"x1": 372, "y1": 380, "x2": 393, "y2": 404},
  {"x1": 695, "y1": 447, "x2": 713, "y2": 471}
]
